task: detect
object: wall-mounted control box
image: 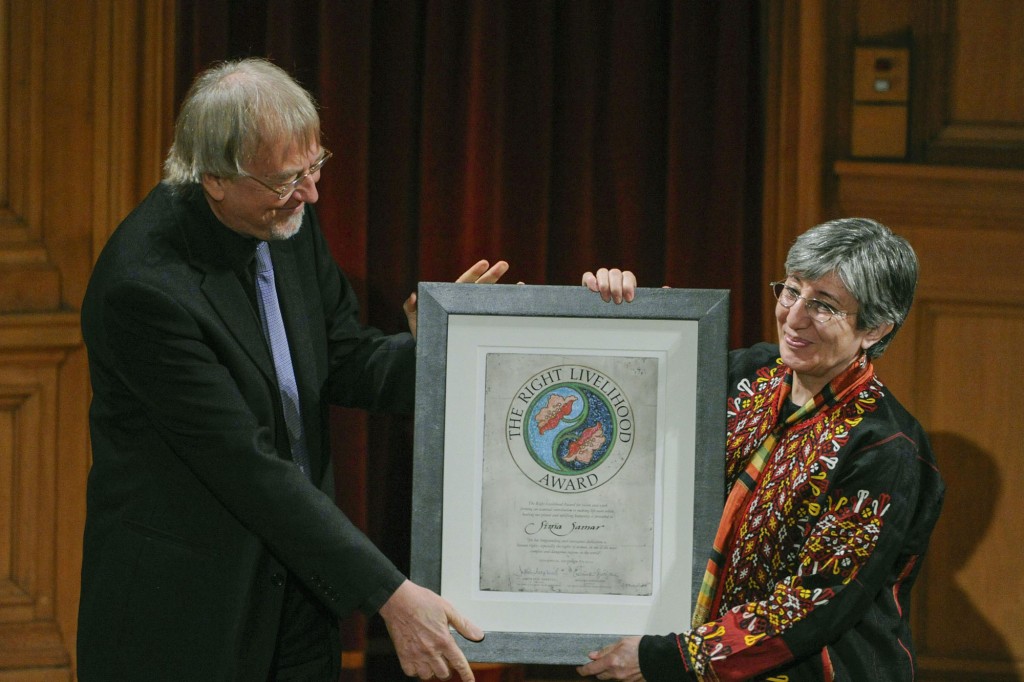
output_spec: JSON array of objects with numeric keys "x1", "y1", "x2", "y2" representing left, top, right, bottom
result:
[{"x1": 851, "y1": 46, "x2": 910, "y2": 158}]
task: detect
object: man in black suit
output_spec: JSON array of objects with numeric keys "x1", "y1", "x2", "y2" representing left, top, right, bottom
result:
[{"x1": 77, "y1": 57, "x2": 506, "y2": 681}]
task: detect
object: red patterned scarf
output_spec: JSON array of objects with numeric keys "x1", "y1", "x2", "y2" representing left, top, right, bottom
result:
[{"x1": 692, "y1": 353, "x2": 874, "y2": 627}]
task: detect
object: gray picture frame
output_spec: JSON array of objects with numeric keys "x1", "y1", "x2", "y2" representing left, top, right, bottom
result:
[{"x1": 410, "y1": 282, "x2": 729, "y2": 665}]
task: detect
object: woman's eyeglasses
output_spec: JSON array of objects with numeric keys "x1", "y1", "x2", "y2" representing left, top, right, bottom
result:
[{"x1": 769, "y1": 281, "x2": 854, "y2": 323}]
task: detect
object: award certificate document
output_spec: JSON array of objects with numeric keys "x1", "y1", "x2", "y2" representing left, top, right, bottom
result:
[
  {"x1": 479, "y1": 353, "x2": 658, "y2": 597},
  {"x1": 412, "y1": 286, "x2": 730, "y2": 661}
]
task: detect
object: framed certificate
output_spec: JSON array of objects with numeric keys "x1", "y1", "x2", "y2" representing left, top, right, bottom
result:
[{"x1": 410, "y1": 283, "x2": 728, "y2": 665}]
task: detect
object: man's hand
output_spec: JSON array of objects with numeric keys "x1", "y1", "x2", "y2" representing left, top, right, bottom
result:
[
  {"x1": 581, "y1": 268, "x2": 637, "y2": 304},
  {"x1": 576, "y1": 636, "x2": 645, "y2": 681},
  {"x1": 404, "y1": 259, "x2": 510, "y2": 338},
  {"x1": 454, "y1": 259, "x2": 510, "y2": 284},
  {"x1": 379, "y1": 579, "x2": 484, "y2": 681}
]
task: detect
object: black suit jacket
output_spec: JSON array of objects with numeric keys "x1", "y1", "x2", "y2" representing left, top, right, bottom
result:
[{"x1": 77, "y1": 184, "x2": 415, "y2": 680}]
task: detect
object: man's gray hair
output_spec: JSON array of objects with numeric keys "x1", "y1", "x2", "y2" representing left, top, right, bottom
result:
[
  {"x1": 784, "y1": 217, "x2": 918, "y2": 358},
  {"x1": 163, "y1": 58, "x2": 320, "y2": 190}
]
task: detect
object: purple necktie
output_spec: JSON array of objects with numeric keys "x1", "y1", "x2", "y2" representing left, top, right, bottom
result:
[{"x1": 254, "y1": 241, "x2": 311, "y2": 478}]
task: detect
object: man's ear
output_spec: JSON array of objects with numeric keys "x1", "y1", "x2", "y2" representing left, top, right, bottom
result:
[
  {"x1": 201, "y1": 174, "x2": 226, "y2": 201},
  {"x1": 861, "y1": 321, "x2": 895, "y2": 350}
]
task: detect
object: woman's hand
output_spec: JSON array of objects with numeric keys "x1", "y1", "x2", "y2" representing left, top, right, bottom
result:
[
  {"x1": 576, "y1": 636, "x2": 645, "y2": 681},
  {"x1": 582, "y1": 268, "x2": 637, "y2": 304}
]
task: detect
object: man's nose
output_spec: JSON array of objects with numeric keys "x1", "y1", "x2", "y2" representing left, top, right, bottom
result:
[{"x1": 291, "y1": 174, "x2": 319, "y2": 204}]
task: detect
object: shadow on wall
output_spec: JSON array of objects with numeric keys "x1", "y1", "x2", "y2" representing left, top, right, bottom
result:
[{"x1": 919, "y1": 432, "x2": 1021, "y2": 682}]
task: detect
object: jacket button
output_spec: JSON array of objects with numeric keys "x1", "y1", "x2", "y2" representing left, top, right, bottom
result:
[{"x1": 271, "y1": 572, "x2": 285, "y2": 586}]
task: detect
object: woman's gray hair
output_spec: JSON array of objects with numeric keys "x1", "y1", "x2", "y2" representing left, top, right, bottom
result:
[
  {"x1": 163, "y1": 58, "x2": 320, "y2": 190},
  {"x1": 784, "y1": 217, "x2": 918, "y2": 358}
]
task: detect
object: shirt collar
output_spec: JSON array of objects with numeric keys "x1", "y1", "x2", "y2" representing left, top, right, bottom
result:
[{"x1": 184, "y1": 184, "x2": 260, "y2": 273}]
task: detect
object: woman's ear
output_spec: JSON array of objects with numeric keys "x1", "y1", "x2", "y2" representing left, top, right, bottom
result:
[{"x1": 861, "y1": 321, "x2": 895, "y2": 350}]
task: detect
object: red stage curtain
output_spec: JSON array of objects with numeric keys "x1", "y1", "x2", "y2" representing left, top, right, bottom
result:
[{"x1": 175, "y1": 2, "x2": 762, "y2": 679}]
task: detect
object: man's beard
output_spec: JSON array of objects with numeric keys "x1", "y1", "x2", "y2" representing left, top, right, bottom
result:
[{"x1": 268, "y1": 208, "x2": 304, "y2": 240}]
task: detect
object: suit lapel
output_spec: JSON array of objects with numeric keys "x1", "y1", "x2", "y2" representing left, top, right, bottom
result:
[
  {"x1": 201, "y1": 270, "x2": 276, "y2": 383},
  {"x1": 177, "y1": 192, "x2": 325, "y2": 480},
  {"x1": 175, "y1": 193, "x2": 276, "y2": 383}
]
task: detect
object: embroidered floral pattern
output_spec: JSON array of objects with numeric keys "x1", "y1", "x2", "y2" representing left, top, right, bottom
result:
[
  {"x1": 681, "y1": 358, "x2": 898, "y2": 680},
  {"x1": 721, "y1": 366, "x2": 884, "y2": 610}
]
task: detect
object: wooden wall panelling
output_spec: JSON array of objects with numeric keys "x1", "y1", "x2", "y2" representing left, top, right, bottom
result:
[
  {"x1": 0, "y1": 0, "x2": 58, "y2": 313},
  {"x1": 0, "y1": 1, "x2": 174, "y2": 680},
  {"x1": 91, "y1": 0, "x2": 177, "y2": 259},
  {"x1": 824, "y1": 0, "x2": 1024, "y2": 173},
  {"x1": 912, "y1": 0, "x2": 1024, "y2": 168},
  {"x1": 760, "y1": 0, "x2": 829, "y2": 340},
  {"x1": 836, "y1": 161, "x2": 1024, "y2": 680},
  {"x1": 0, "y1": 321, "x2": 80, "y2": 682},
  {"x1": 0, "y1": 2, "x2": 80, "y2": 678},
  {"x1": 768, "y1": 0, "x2": 1024, "y2": 679}
]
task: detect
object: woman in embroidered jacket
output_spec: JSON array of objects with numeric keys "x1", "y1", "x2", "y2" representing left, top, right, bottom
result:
[{"x1": 580, "y1": 218, "x2": 945, "y2": 682}]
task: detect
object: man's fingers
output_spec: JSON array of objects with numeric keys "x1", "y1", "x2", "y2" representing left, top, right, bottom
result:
[
  {"x1": 402, "y1": 292, "x2": 418, "y2": 338},
  {"x1": 449, "y1": 608, "x2": 484, "y2": 643},
  {"x1": 427, "y1": 653, "x2": 453, "y2": 681},
  {"x1": 442, "y1": 607, "x2": 481, "y2": 680},
  {"x1": 445, "y1": 648, "x2": 474, "y2": 682},
  {"x1": 474, "y1": 260, "x2": 509, "y2": 284},
  {"x1": 454, "y1": 259, "x2": 509, "y2": 284},
  {"x1": 455, "y1": 259, "x2": 491, "y2": 283},
  {"x1": 397, "y1": 658, "x2": 419, "y2": 678},
  {"x1": 379, "y1": 581, "x2": 481, "y2": 681}
]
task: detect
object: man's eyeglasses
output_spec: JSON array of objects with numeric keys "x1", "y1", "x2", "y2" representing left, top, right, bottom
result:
[
  {"x1": 769, "y1": 281, "x2": 854, "y2": 323},
  {"x1": 242, "y1": 148, "x2": 333, "y2": 200}
]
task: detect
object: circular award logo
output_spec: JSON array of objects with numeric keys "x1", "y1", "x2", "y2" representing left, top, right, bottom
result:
[{"x1": 505, "y1": 365, "x2": 634, "y2": 492}]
